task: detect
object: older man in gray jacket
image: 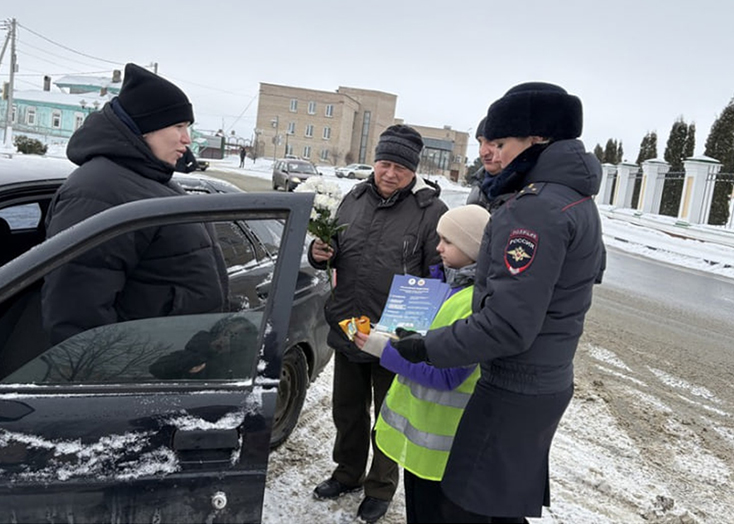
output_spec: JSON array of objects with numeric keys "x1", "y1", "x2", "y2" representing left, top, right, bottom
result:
[{"x1": 308, "y1": 124, "x2": 447, "y2": 523}]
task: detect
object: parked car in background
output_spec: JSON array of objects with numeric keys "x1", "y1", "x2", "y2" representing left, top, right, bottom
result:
[
  {"x1": 0, "y1": 162, "x2": 332, "y2": 522},
  {"x1": 195, "y1": 158, "x2": 210, "y2": 171},
  {"x1": 271, "y1": 158, "x2": 321, "y2": 191},
  {"x1": 335, "y1": 163, "x2": 373, "y2": 179}
]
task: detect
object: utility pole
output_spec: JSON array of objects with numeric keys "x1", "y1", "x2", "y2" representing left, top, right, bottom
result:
[
  {"x1": 1, "y1": 18, "x2": 16, "y2": 149},
  {"x1": 271, "y1": 116, "x2": 279, "y2": 162}
]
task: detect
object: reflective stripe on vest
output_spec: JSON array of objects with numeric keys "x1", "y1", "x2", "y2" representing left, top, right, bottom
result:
[
  {"x1": 375, "y1": 285, "x2": 478, "y2": 481},
  {"x1": 395, "y1": 374, "x2": 473, "y2": 409}
]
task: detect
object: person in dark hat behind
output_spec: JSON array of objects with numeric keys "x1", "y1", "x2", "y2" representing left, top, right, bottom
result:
[
  {"x1": 390, "y1": 82, "x2": 606, "y2": 522},
  {"x1": 42, "y1": 63, "x2": 229, "y2": 345},
  {"x1": 307, "y1": 124, "x2": 448, "y2": 523},
  {"x1": 466, "y1": 115, "x2": 503, "y2": 208}
]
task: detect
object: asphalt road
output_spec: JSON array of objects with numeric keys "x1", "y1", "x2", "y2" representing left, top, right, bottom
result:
[{"x1": 204, "y1": 167, "x2": 274, "y2": 193}]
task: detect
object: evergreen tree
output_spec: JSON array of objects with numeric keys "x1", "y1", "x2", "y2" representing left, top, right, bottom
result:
[
  {"x1": 593, "y1": 144, "x2": 604, "y2": 163},
  {"x1": 616, "y1": 141, "x2": 624, "y2": 164},
  {"x1": 603, "y1": 139, "x2": 617, "y2": 164},
  {"x1": 636, "y1": 132, "x2": 658, "y2": 165},
  {"x1": 664, "y1": 118, "x2": 689, "y2": 171},
  {"x1": 685, "y1": 123, "x2": 696, "y2": 160},
  {"x1": 704, "y1": 99, "x2": 734, "y2": 225},
  {"x1": 660, "y1": 118, "x2": 692, "y2": 217}
]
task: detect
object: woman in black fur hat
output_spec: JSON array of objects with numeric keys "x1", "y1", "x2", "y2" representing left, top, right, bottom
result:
[{"x1": 391, "y1": 82, "x2": 606, "y2": 522}]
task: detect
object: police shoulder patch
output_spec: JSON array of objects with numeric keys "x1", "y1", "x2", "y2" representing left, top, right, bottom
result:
[{"x1": 504, "y1": 228, "x2": 538, "y2": 275}]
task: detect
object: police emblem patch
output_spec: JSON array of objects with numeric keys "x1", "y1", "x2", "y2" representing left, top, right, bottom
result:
[{"x1": 504, "y1": 228, "x2": 538, "y2": 275}]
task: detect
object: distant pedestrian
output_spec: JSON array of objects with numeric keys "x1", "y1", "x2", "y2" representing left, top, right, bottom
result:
[{"x1": 239, "y1": 146, "x2": 246, "y2": 167}]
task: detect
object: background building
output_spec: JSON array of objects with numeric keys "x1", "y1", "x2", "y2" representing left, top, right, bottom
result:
[{"x1": 255, "y1": 83, "x2": 469, "y2": 180}]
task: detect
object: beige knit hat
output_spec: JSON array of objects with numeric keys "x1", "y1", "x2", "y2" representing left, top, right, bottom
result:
[{"x1": 436, "y1": 204, "x2": 490, "y2": 261}]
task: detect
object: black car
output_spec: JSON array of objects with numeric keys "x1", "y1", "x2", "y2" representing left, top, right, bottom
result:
[
  {"x1": 271, "y1": 158, "x2": 320, "y2": 191},
  {"x1": 0, "y1": 164, "x2": 331, "y2": 522}
]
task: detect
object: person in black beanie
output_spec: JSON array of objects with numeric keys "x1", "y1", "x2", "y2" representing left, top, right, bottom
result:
[
  {"x1": 391, "y1": 82, "x2": 606, "y2": 522},
  {"x1": 466, "y1": 116, "x2": 503, "y2": 208},
  {"x1": 308, "y1": 124, "x2": 447, "y2": 523},
  {"x1": 42, "y1": 63, "x2": 229, "y2": 345}
]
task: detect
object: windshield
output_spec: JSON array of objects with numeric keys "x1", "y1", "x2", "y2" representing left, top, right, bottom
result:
[{"x1": 289, "y1": 162, "x2": 317, "y2": 175}]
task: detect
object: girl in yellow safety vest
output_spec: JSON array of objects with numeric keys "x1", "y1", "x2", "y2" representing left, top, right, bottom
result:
[{"x1": 355, "y1": 204, "x2": 490, "y2": 524}]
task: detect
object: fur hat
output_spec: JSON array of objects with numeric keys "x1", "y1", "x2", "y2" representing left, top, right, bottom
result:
[
  {"x1": 374, "y1": 124, "x2": 423, "y2": 172},
  {"x1": 436, "y1": 204, "x2": 490, "y2": 262},
  {"x1": 117, "y1": 63, "x2": 194, "y2": 135},
  {"x1": 483, "y1": 82, "x2": 582, "y2": 141}
]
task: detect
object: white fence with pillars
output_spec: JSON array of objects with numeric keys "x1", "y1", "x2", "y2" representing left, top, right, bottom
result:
[{"x1": 597, "y1": 155, "x2": 727, "y2": 227}]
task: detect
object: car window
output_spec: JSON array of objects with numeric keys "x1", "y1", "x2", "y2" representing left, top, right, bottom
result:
[
  {"x1": 214, "y1": 221, "x2": 260, "y2": 269},
  {"x1": 0, "y1": 203, "x2": 42, "y2": 229},
  {"x1": 2, "y1": 312, "x2": 262, "y2": 384},
  {"x1": 247, "y1": 219, "x2": 284, "y2": 256},
  {"x1": 0, "y1": 215, "x2": 287, "y2": 383}
]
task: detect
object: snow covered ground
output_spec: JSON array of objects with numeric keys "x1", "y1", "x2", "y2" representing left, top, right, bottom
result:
[{"x1": 4, "y1": 150, "x2": 733, "y2": 523}]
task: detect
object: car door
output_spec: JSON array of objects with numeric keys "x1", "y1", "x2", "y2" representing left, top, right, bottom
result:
[{"x1": 0, "y1": 191, "x2": 314, "y2": 524}]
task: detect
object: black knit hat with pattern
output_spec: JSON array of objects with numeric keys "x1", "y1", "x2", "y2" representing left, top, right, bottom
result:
[
  {"x1": 117, "y1": 63, "x2": 194, "y2": 135},
  {"x1": 483, "y1": 82, "x2": 582, "y2": 141},
  {"x1": 374, "y1": 124, "x2": 423, "y2": 172}
]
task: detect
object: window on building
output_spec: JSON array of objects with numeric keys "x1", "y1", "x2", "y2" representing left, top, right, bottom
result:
[
  {"x1": 305, "y1": 124, "x2": 314, "y2": 138},
  {"x1": 74, "y1": 113, "x2": 85, "y2": 130},
  {"x1": 303, "y1": 146, "x2": 311, "y2": 158},
  {"x1": 325, "y1": 104, "x2": 334, "y2": 118},
  {"x1": 51, "y1": 111, "x2": 61, "y2": 129},
  {"x1": 308, "y1": 101, "x2": 316, "y2": 114},
  {"x1": 287, "y1": 122, "x2": 295, "y2": 135},
  {"x1": 320, "y1": 149, "x2": 330, "y2": 161},
  {"x1": 322, "y1": 127, "x2": 331, "y2": 140},
  {"x1": 26, "y1": 107, "x2": 36, "y2": 126},
  {"x1": 359, "y1": 111, "x2": 371, "y2": 163},
  {"x1": 290, "y1": 99, "x2": 298, "y2": 112},
  {"x1": 286, "y1": 144, "x2": 293, "y2": 156},
  {"x1": 454, "y1": 154, "x2": 463, "y2": 163}
]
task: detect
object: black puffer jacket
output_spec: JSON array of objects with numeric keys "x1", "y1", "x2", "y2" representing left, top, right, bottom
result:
[
  {"x1": 309, "y1": 176, "x2": 447, "y2": 362},
  {"x1": 425, "y1": 139, "x2": 604, "y2": 393},
  {"x1": 42, "y1": 103, "x2": 229, "y2": 345}
]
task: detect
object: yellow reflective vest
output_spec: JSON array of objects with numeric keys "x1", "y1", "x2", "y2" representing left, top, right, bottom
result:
[{"x1": 374, "y1": 285, "x2": 479, "y2": 481}]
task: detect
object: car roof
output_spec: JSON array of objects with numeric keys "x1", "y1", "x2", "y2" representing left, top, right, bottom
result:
[{"x1": 0, "y1": 157, "x2": 242, "y2": 194}]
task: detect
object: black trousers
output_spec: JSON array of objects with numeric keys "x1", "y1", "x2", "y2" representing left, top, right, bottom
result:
[
  {"x1": 331, "y1": 351, "x2": 398, "y2": 500},
  {"x1": 404, "y1": 469, "x2": 490, "y2": 523}
]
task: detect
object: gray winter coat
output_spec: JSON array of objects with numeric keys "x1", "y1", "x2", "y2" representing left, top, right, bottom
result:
[
  {"x1": 42, "y1": 103, "x2": 229, "y2": 345},
  {"x1": 309, "y1": 176, "x2": 447, "y2": 362}
]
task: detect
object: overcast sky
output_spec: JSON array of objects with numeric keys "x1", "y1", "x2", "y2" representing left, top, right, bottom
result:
[{"x1": 3, "y1": 0, "x2": 732, "y2": 163}]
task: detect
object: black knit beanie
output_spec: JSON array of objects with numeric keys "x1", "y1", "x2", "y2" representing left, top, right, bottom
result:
[
  {"x1": 374, "y1": 124, "x2": 423, "y2": 172},
  {"x1": 117, "y1": 63, "x2": 194, "y2": 135},
  {"x1": 475, "y1": 116, "x2": 486, "y2": 140},
  {"x1": 483, "y1": 82, "x2": 582, "y2": 141}
]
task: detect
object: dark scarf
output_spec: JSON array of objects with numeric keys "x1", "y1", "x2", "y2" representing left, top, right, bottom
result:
[{"x1": 480, "y1": 142, "x2": 550, "y2": 202}]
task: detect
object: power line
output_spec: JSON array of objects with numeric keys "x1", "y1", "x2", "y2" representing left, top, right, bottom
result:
[
  {"x1": 18, "y1": 37, "x2": 109, "y2": 71},
  {"x1": 17, "y1": 22, "x2": 123, "y2": 67}
]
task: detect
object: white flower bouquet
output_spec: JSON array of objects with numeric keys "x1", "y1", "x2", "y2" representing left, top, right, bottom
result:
[{"x1": 294, "y1": 177, "x2": 347, "y2": 293}]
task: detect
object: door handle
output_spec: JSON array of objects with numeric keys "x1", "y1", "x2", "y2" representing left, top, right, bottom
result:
[{"x1": 172, "y1": 428, "x2": 240, "y2": 468}]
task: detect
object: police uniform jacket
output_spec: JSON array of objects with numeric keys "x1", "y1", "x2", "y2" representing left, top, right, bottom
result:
[{"x1": 424, "y1": 139, "x2": 604, "y2": 517}]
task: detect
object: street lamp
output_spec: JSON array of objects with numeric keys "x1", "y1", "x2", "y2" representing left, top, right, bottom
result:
[{"x1": 271, "y1": 116, "x2": 279, "y2": 162}]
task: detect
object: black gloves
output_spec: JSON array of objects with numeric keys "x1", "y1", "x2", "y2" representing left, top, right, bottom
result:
[{"x1": 393, "y1": 327, "x2": 428, "y2": 363}]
